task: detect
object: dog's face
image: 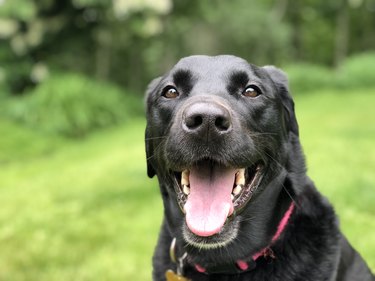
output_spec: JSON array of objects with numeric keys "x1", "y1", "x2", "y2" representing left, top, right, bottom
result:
[{"x1": 145, "y1": 55, "x2": 299, "y2": 264}]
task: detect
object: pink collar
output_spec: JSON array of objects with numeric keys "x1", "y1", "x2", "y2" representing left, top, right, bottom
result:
[
  {"x1": 195, "y1": 201, "x2": 295, "y2": 273},
  {"x1": 252, "y1": 201, "x2": 295, "y2": 260}
]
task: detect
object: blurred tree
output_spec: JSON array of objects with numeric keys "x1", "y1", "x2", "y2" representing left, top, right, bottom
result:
[
  {"x1": 335, "y1": 0, "x2": 349, "y2": 67},
  {"x1": 285, "y1": 0, "x2": 375, "y2": 67},
  {"x1": 0, "y1": 0, "x2": 374, "y2": 95},
  {"x1": 349, "y1": 0, "x2": 375, "y2": 54},
  {"x1": 0, "y1": 0, "x2": 172, "y2": 93}
]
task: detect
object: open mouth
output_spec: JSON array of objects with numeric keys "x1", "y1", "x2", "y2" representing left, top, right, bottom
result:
[{"x1": 173, "y1": 160, "x2": 264, "y2": 237}]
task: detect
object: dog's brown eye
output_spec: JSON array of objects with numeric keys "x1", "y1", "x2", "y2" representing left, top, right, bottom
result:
[
  {"x1": 162, "y1": 87, "x2": 179, "y2": 99},
  {"x1": 243, "y1": 86, "x2": 261, "y2": 98}
]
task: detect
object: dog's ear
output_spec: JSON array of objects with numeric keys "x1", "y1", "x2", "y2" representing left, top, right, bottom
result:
[
  {"x1": 145, "y1": 77, "x2": 162, "y2": 178},
  {"x1": 263, "y1": 66, "x2": 299, "y2": 136}
]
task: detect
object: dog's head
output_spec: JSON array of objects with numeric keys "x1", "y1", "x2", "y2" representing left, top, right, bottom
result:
[{"x1": 145, "y1": 55, "x2": 304, "y2": 265}]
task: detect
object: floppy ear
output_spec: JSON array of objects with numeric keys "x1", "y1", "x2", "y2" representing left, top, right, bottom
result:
[
  {"x1": 263, "y1": 66, "x2": 299, "y2": 137},
  {"x1": 145, "y1": 77, "x2": 162, "y2": 178}
]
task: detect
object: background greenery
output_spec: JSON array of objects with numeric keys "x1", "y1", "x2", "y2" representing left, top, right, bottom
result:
[{"x1": 0, "y1": 0, "x2": 374, "y2": 280}]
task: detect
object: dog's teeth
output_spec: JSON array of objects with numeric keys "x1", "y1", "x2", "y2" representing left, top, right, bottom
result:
[
  {"x1": 183, "y1": 184, "x2": 190, "y2": 195},
  {"x1": 181, "y1": 170, "x2": 190, "y2": 186},
  {"x1": 232, "y1": 185, "x2": 242, "y2": 196},
  {"x1": 181, "y1": 170, "x2": 190, "y2": 195},
  {"x1": 235, "y1": 168, "x2": 245, "y2": 186},
  {"x1": 231, "y1": 194, "x2": 234, "y2": 200}
]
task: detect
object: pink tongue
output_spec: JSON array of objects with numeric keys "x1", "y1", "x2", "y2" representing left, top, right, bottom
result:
[{"x1": 184, "y1": 164, "x2": 236, "y2": 237}]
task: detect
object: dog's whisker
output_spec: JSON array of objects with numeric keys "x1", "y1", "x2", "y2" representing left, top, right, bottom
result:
[
  {"x1": 248, "y1": 132, "x2": 278, "y2": 137},
  {"x1": 145, "y1": 136, "x2": 168, "y2": 140},
  {"x1": 262, "y1": 150, "x2": 284, "y2": 170},
  {"x1": 238, "y1": 213, "x2": 255, "y2": 221},
  {"x1": 248, "y1": 149, "x2": 299, "y2": 208},
  {"x1": 146, "y1": 138, "x2": 166, "y2": 162},
  {"x1": 281, "y1": 182, "x2": 299, "y2": 208}
]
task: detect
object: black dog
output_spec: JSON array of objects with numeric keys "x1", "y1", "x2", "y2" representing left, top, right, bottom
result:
[{"x1": 145, "y1": 55, "x2": 374, "y2": 281}]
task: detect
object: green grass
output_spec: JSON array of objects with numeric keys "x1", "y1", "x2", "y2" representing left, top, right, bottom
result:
[
  {"x1": 0, "y1": 88, "x2": 374, "y2": 280},
  {"x1": 295, "y1": 89, "x2": 375, "y2": 269},
  {"x1": 0, "y1": 119, "x2": 162, "y2": 280}
]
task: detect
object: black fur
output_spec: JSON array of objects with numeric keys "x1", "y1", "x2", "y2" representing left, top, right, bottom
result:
[{"x1": 145, "y1": 55, "x2": 374, "y2": 281}]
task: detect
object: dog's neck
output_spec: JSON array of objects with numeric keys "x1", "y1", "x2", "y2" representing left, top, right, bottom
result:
[{"x1": 169, "y1": 201, "x2": 295, "y2": 277}]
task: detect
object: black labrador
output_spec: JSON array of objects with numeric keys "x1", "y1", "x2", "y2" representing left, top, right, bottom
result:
[{"x1": 145, "y1": 55, "x2": 374, "y2": 281}]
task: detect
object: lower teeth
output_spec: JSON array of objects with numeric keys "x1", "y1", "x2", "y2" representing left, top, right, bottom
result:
[
  {"x1": 232, "y1": 185, "x2": 242, "y2": 195},
  {"x1": 183, "y1": 184, "x2": 190, "y2": 195}
]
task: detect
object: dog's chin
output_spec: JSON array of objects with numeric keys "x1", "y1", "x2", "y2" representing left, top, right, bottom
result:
[{"x1": 182, "y1": 216, "x2": 240, "y2": 250}]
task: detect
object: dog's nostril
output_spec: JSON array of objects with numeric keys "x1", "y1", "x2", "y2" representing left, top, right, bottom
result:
[
  {"x1": 185, "y1": 114, "x2": 203, "y2": 130},
  {"x1": 215, "y1": 116, "x2": 231, "y2": 131},
  {"x1": 183, "y1": 101, "x2": 232, "y2": 134}
]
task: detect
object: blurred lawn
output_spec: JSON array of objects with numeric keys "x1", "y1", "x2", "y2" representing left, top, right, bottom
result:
[
  {"x1": 0, "y1": 118, "x2": 162, "y2": 280},
  {"x1": 0, "y1": 88, "x2": 374, "y2": 280}
]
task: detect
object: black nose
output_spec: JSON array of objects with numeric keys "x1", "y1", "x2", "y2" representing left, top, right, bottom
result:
[{"x1": 183, "y1": 102, "x2": 232, "y2": 137}]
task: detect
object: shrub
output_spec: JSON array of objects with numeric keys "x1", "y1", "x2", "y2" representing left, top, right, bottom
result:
[
  {"x1": 336, "y1": 52, "x2": 375, "y2": 89},
  {"x1": 3, "y1": 72, "x2": 142, "y2": 138},
  {"x1": 285, "y1": 63, "x2": 333, "y2": 93},
  {"x1": 285, "y1": 52, "x2": 375, "y2": 94}
]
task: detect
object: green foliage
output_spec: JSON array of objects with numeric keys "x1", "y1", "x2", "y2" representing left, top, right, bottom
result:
[
  {"x1": 0, "y1": 119, "x2": 64, "y2": 163},
  {"x1": 1, "y1": 60, "x2": 34, "y2": 94},
  {"x1": 184, "y1": 0, "x2": 291, "y2": 65},
  {"x1": 285, "y1": 63, "x2": 333, "y2": 93},
  {"x1": 0, "y1": 0, "x2": 36, "y2": 20},
  {"x1": 285, "y1": 52, "x2": 375, "y2": 93},
  {"x1": 337, "y1": 52, "x2": 375, "y2": 89},
  {"x1": 1, "y1": 0, "x2": 375, "y2": 94},
  {"x1": 3, "y1": 73, "x2": 142, "y2": 138}
]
